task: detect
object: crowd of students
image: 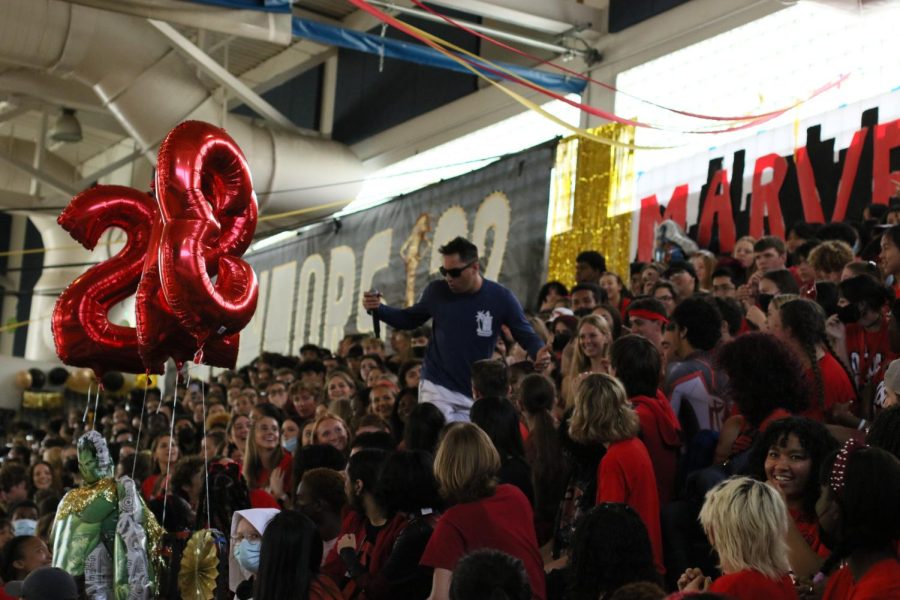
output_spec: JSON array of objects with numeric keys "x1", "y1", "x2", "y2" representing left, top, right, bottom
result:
[{"x1": 2, "y1": 216, "x2": 900, "y2": 600}]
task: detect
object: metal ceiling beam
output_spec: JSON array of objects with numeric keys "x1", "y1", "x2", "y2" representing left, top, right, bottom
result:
[
  {"x1": 149, "y1": 19, "x2": 302, "y2": 133},
  {"x1": 75, "y1": 148, "x2": 143, "y2": 188},
  {"x1": 0, "y1": 105, "x2": 29, "y2": 124},
  {"x1": 0, "y1": 148, "x2": 78, "y2": 196},
  {"x1": 224, "y1": 1, "x2": 416, "y2": 103},
  {"x1": 427, "y1": 0, "x2": 606, "y2": 34}
]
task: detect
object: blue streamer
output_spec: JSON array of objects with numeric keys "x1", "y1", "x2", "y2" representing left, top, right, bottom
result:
[
  {"x1": 183, "y1": 0, "x2": 291, "y2": 13},
  {"x1": 292, "y1": 17, "x2": 586, "y2": 95}
]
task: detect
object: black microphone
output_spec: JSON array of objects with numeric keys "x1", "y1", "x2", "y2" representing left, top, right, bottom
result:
[{"x1": 367, "y1": 289, "x2": 381, "y2": 338}]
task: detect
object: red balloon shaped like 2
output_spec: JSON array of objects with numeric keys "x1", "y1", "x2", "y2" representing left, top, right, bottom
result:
[
  {"x1": 52, "y1": 186, "x2": 164, "y2": 376},
  {"x1": 155, "y1": 121, "x2": 259, "y2": 352}
]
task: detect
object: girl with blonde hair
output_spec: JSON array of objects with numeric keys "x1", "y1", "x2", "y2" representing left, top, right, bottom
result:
[
  {"x1": 678, "y1": 476, "x2": 795, "y2": 599},
  {"x1": 569, "y1": 373, "x2": 663, "y2": 574},
  {"x1": 421, "y1": 423, "x2": 546, "y2": 600},
  {"x1": 562, "y1": 315, "x2": 612, "y2": 405}
]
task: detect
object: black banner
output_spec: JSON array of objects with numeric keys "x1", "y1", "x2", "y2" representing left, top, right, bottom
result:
[{"x1": 238, "y1": 140, "x2": 555, "y2": 364}]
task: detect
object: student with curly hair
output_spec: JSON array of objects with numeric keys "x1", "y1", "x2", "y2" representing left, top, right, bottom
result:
[
  {"x1": 548, "y1": 503, "x2": 661, "y2": 600},
  {"x1": 748, "y1": 417, "x2": 839, "y2": 578},
  {"x1": 714, "y1": 333, "x2": 808, "y2": 465}
]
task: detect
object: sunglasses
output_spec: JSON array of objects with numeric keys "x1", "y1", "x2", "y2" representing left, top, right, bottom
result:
[{"x1": 439, "y1": 261, "x2": 475, "y2": 278}]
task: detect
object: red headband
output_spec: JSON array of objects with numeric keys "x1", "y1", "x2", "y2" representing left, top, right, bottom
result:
[
  {"x1": 628, "y1": 309, "x2": 669, "y2": 324},
  {"x1": 829, "y1": 438, "x2": 867, "y2": 494}
]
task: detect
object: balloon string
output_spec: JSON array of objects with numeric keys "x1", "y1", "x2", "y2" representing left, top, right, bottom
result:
[
  {"x1": 162, "y1": 367, "x2": 179, "y2": 526},
  {"x1": 82, "y1": 382, "x2": 92, "y2": 423},
  {"x1": 133, "y1": 382, "x2": 149, "y2": 481},
  {"x1": 200, "y1": 374, "x2": 211, "y2": 530},
  {"x1": 92, "y1": 384, "x2": 102, "y2": 429}
]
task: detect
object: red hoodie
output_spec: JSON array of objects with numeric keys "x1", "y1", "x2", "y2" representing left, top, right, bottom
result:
[{"x1": 630, "y1": 390, "x2": 682, "y2": 505}]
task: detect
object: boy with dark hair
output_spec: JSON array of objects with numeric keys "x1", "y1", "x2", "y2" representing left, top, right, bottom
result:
[
  {"x1": 710, "y1": 267, "x2": 740, "y2": 299},
  {"x1": 471, "y1": 359, "x2": 510, "y2": 400},
  {"x1": 664, "y1": 297, "x2": 729, "y2": 442},
  {"x1": 575, "y1": 250, "x2": 606, "y2": 284},
  {"x1": 753, "y1": 236, "x2": 787, "y2": 273},
  {"x1": 570, "y1": 283, "x2": 607, "y2": 316},
  {"x1": 364, "y1": 237, "x2": 549, "y2": 422},
  {"x1": 0, "y1": 464, "x2": 28, "y2": 516},
  {"x1": 610, "y1": 335, "x2": 681, "y2": 504}
]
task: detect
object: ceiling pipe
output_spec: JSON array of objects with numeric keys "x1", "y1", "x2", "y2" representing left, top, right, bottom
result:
[
  {"x1": 0, "y1": 0, "x2": 365, "y2": 362},
  {"x1": 0, "y1": 0, "x2": 365, "y2": 215}
]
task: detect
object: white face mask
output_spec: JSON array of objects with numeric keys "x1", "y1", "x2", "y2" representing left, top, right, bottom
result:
[{"x1": 12, "y1": 519, "x2": 37, "y2": 537}]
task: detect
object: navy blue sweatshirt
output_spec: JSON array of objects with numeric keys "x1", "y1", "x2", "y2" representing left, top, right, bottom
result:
[{"x1": 376, "y1": 279, "x2": 544, "y2": 396}]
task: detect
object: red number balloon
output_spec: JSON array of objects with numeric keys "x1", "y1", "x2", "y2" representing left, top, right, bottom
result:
[
  {"x1": 52, "y1": 186, "x2": 164, "y2": 376},
  {"x1": 154, "y1": 121, "x2": 259, "y2": 352},
  {"x1": 136, "y1": 215, "x2": 239, "y2": 370}
]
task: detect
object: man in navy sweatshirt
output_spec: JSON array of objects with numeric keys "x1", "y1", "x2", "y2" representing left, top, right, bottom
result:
[{"x1": 363, "y1": 237, "x2": 550, "y2": 422}]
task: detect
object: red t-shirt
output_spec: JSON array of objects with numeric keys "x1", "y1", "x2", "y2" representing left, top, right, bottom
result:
[
  {"x1": 823, "y1": 558, "x2": 900, "y2": 600},
  {"x1": 789, "y1": 508, "x2": 829, "y2": 559},
  {"x1": 595, "y1": 437, "x2": 664, "y2": 574},
  {"x1": 420, "y1": 484, "x2": 546, "y2": 600},
  {"x1": 141, "y1": 473, "x2": 169, "y2": 502},
  {"x1": 253, "y1": 451, "x2": 294, "y2": 491},
  {"x1": 845, "y1": 316, "x2": 896, "y2": 391},
  {"x1": 631, "y1": 391, "x2": 682, "y2": 505},
  {"x1": 710, "y1": 569, "x2": 797, "y2": 599},
  {"x1": 801, "y1": 353, "x2": 857, "y2": 423}
]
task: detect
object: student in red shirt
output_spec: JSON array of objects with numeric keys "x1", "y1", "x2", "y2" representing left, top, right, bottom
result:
[
  {"x1": 819, "y1": 443, "x2": 900, "y2": 600},
  {"x1": 770, "y1": 298, "x2": 861, "y2": 426},
  {"x1": 141, "y1": 432, "x2": 179, "y2": 501},
  {"x1": 243, "y1": 404, "x2": 293, "y2": 507},
  {"x1": 748, "y1": 417, "x2": 839, "y2": 579},
  {"x1": 609, "y1": 335, "x2": 681, "y2": 505},
  {"x1": 568, "y1": 373, "x2": 664, "y2": 574},
  {"x1": 420, "y1": 423, "x2": 546, "y2": 600},
  {"x1": 678, "y1": 477, "x2": 797, "y2": 599},
  {"x1": 830, "y1": 275, "x2": 896, "y2": 420}
]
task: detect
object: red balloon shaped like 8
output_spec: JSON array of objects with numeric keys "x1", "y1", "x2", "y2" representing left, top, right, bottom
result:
[{"x1": 154, "y1": 121, "x2": 259, "y2": 353}]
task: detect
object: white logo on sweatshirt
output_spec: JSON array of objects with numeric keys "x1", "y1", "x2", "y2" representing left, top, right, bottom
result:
[{"x1": 475, "y1": 310, "x2": 493, "y2": 337}]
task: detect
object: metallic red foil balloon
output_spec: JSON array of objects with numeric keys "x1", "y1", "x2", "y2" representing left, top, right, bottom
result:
[
  {"x1": 136, "y1": 214, "x2": 239, "y2": 370},
  {"x1": 52, "y1": 186, "x2": 164, "y2": 376},
  {"x1": 155, "y1": 121, "x2": 259, "y2": 351}
]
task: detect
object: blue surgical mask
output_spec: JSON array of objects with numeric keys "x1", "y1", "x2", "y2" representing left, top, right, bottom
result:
[
  {"x1": 234, "y1": 539, "x2": 261, "y2": 573},
  {"x1": 282, "y1": 436, "x2": 298, "y2": 454},
  {"x1": 12, "y1": 519, "x2": 37, "y2": 537}
]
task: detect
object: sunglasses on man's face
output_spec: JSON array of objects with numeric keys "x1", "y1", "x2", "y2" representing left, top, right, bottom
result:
[{"x1": 439, "y1": 261, "x2": 475, "y2": 278}]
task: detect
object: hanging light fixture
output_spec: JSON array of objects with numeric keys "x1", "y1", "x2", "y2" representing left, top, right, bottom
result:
[{"x1": 49, "y1": 107, "x2": 82, "y2": 143}]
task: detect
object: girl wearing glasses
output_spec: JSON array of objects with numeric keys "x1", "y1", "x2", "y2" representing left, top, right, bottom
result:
[{"x1": 229, "y1": 508, "x2": 279, "y2": 600}]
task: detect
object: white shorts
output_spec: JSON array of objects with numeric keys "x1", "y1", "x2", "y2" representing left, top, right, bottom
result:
[{"x1": 419, "y1": 379, "x2": 473, "y2": 423}]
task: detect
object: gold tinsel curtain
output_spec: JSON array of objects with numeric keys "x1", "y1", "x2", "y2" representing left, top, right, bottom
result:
[{"x1": 547, "y1": 124, "x2": 636, "y2": 288}]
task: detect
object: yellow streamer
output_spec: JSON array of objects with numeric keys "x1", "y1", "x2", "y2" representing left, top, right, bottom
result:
[
  {"x1": 0, "y1": 315, "x2": 50, "y2": 333},
  {"x1": 400, "y1": 21, "x2": 676, "y2": 150}
]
